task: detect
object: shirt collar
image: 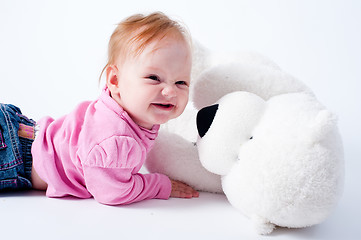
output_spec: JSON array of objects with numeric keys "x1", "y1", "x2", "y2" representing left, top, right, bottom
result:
[{"x1": 99, "y1": 85, "x2": 160, "y2": 142}]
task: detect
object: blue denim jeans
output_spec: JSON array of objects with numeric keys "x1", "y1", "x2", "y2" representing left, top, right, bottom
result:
[{"x1": 0, "y1": 103, "x2": 35, "y2": 191}]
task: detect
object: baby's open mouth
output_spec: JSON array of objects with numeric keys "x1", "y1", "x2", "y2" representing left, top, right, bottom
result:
[{"x1": 152, "y1": 103, "x2": 174, "y2": 109}]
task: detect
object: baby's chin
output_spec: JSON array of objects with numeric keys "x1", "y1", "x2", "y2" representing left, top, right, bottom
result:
[
  {"x1": 154, "y1": 116, "x2": 179, "y2": 126},
  {"x1": 146, "y1": 108, "x2": 185, "y2": 126}
]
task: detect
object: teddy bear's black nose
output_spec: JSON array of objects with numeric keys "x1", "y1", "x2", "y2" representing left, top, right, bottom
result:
[{"x1": 196, "y1": 104, "x2": 219, "y2": 138}]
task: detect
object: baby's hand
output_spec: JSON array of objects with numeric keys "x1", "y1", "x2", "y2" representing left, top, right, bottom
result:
[{"x1": 170, "y1": 179, "x2": 199, "y2": 198}]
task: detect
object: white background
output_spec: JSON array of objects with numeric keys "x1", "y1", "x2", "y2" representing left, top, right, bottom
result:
[{"x1": 0, "y1": 0, "x2": 360, "y2": 239}]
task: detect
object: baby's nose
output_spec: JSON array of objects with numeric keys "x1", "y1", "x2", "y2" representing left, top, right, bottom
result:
[{"x1": 162, "y1": 85, "x2": 176, "y2": 98}]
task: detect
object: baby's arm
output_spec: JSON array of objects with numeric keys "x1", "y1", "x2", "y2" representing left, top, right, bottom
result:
[
  {"x1": 170, "y1": 179, "x2": 199, "y2": 198},
  {"x1": 83, "y1": 137, "x2": 172, "y2": 205}
]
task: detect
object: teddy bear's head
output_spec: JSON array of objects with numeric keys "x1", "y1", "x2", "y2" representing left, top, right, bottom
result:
[{"x1": 196, "y1": 90, "x2": 344, "y2": 234}]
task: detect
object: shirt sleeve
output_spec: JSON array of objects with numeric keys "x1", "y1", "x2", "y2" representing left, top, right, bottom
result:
[{"x1": 83, "y1": 136, "x2": 172, "y2": 205}]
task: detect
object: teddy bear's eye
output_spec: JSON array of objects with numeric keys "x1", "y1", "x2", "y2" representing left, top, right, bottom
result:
[{"x1": 250, "y1": 136, "x2": 253, "y2": 140}]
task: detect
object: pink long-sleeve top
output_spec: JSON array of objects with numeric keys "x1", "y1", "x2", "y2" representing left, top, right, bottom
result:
[{"x1": 31, "y1": 87, "x2": 172, "y2": 205}]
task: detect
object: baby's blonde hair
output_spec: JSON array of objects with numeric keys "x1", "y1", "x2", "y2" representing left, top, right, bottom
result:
[{"x1": 100, "y1": 12, "x2": 191, "y2": 81}]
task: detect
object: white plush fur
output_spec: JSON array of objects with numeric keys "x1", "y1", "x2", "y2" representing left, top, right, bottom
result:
[
  {"x1": 145, "y1": 43, "x2": 344, "y2": 234},
  {"x1": 214, "y1": 92, "x2": 344, "y2": 234}
]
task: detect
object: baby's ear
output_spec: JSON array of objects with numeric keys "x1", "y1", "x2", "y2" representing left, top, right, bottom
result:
[{"x1": 106, "y1": 65, "x2": 120, "y2": 92}]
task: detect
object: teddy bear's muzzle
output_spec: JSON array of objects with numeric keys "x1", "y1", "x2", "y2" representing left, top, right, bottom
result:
[{"x1": 196, "y1": 104, "x2": 219, "y2": 138}]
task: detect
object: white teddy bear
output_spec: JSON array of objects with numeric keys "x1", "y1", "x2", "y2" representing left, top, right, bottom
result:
[{"x1": 146, "y1": 44, "x2": 344, "y2": 234}]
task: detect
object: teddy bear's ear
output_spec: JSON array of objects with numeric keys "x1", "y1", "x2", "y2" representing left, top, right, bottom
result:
[
  {"x1": 196, "y1": 104, "x2": 219, "y2": 138},
  {"x1": 311, "y1": 110, "x2": 339, "y2": 143},
  {"x1": 191, "y1": 46, "x2": 314, "y2": 110}
]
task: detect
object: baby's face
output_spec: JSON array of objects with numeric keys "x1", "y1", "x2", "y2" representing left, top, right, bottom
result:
[{"x1": 110, "y1": 37, "x2": 192, "y2": 129}]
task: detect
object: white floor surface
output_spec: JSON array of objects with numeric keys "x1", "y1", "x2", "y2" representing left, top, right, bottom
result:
[{"x1": 0, "y1": 185, "x2": 359, "y2": 240}]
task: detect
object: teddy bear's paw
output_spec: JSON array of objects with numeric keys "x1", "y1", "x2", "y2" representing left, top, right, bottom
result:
[{"x1": 251, "y1": 215, "x2": 276, "y2": 235}]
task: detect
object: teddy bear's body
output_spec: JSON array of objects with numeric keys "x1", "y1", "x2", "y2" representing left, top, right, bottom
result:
[{"x1": 146, "y1": 45, "x2": 344, "y2": 234}]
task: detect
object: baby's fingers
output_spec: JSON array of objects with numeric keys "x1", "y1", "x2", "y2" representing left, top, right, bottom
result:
[
  {"x1": 171, "y1": 190, "x2": 192, "y2": 198},
  {"x1": 170, "y1": 180, "x2": 199, "y2": 198}
]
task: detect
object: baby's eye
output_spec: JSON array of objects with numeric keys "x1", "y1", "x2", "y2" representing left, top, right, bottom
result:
[
  {"x1": 249, "y1": 136, "x2": 253, "y2": 140},
  {"x1": 147, "y1": 75, "x2": 160, "y2": 81},
  {"x1": 176, "y1": 81, "x2": 188, "y2": 86}
]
